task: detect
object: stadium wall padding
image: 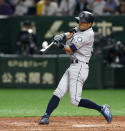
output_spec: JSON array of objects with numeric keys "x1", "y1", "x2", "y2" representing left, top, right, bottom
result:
[
  {"x1": 1, "y1": 54, "x2": 125, "y2": 89},
  {"x1": 0, "y1": 55, "x2": 104, "y2": 89}
]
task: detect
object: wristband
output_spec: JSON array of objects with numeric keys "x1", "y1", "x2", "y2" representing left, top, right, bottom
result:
[
  {"x1": 59, "y1": 43, "x2": 65, "y2": 49},
  {"x1": 63, "y1": 33, "x2": 66, "y2": 39}
]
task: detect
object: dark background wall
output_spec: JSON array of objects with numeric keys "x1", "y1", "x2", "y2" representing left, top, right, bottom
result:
[{"x1": 0, "y1": 15, "x2": 125, "y2": 54}]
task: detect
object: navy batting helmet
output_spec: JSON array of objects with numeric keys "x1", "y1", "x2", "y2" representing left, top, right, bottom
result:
[{"x1": 75, "y1": 11, "x2": 94, "y2": 23}]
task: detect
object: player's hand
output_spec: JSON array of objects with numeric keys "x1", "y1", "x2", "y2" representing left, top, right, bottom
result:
[
  {"x1": 69, "y1": 27, "x2": 78, "y2": 34},
  {"x1": 53, "y1": 34, "x2": 66, "y2": 43},
  {"x1": 53, "y1": 39, "x2": 65, "y2": 49},
  {"x1": 54, "y1": 41, "x2": 65, "y2": 49},
  {"x1": 53, "y1": 39, "x2": 61, "y2": 47},
  {"x1": 53, "y1": 40, "x2": 60, "y2": 46}
]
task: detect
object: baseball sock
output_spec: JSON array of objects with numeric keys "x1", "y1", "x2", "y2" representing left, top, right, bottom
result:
[
  {"x1": 78, "y1": 98, "x2": 102, "y2": 112},
  {"x1": 44, "y1": 95, "x2": 60, "y2": 116}
]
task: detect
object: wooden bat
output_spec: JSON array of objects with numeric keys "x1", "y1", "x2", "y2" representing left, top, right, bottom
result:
[{"x1": 40, "y1": 41, "x2": 54, "y2": 55}]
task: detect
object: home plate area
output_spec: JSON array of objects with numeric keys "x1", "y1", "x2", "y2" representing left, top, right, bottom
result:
[{"x1": 0, "y1": 116, "x2": 125, "y2": 131}]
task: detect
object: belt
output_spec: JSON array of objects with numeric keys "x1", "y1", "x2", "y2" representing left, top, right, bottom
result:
[{"x1": 71, "y1": 59, "x2": 88, "y2": 64}]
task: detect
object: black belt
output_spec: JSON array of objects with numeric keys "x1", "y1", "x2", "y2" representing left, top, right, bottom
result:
[{"x1": 71, "y1": 59, "x2": 88, "y2": 64}]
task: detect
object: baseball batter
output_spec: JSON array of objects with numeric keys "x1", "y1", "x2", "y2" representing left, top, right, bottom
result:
[{"x1": 39, "y1": 11, "x2": 112, "y2": 124}]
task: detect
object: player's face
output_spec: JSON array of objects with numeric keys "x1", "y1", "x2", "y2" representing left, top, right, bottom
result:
[{"x1": 78, "y1": 22, "x2": 92, "y2": 30}]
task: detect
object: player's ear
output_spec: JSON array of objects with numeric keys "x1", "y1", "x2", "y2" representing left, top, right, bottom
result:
[{"x1": 88, "y1": 23, "x2": 92, "y2": 27}]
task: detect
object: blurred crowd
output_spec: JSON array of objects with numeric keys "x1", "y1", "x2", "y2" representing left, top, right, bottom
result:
[
  {"x1": 0, "y1": 0, "x2": 125, "y2": 16},
  {"x1": 94, "y1": 33, "x2": 125, "y2": 66}
]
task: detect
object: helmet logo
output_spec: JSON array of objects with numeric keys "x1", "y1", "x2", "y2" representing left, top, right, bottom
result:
[{"x1": 79, "y1": 13, "x2": 84, "y2": 18}]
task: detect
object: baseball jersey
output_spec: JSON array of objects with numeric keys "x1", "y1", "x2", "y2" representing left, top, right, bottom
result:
[{"x1": 66, "y1": 27, "x2": 94, "y2": 63}]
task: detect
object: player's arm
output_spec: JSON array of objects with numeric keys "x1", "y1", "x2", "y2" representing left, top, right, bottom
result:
[
  {"x1": 53, "y1": 28, "x2": 78, "y2": 53},
  {"x1": 53, "y1": 33, "x2": 77, "y2": 53},
  {"x1": 54, "y1": 42, "x2": 77, "y2": 54},
  {"x1": 54, "y1": 32, "x2": 73, "y2": 41},
  {"x1": 65, "y1": 32, "x2": 74, "y2": 40},
  {"x1": 65, "y1": 27, "x2": 78, "y2": 39},
  {"x1": 54, "y1": 27, "x2": 78, "y2": 41},
  {"x1": 64, "y1": 44, "x2": 77, "y2": 54}
]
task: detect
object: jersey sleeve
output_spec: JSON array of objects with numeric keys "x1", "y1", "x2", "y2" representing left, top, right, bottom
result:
[{"x1": 72, "y1": 34, "x2": 91, "y2": 49}]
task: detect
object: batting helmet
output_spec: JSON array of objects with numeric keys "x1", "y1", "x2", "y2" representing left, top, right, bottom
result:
[{"x1": 75, "y1": 11, "x2": 94, "y2": 23}]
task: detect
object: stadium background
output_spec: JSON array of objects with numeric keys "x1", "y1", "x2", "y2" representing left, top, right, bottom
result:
[
  {"x1": 0, "y1": 4, "x2": 125, "y2": 130},
  {"x1": 0, "y1": 15, "x2": 125, "y2": 89}
]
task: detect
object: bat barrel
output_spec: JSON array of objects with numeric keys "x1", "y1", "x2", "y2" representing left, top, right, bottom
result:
[{"x1": 40, "y1": 41, "x2": 54, "y2": 55}]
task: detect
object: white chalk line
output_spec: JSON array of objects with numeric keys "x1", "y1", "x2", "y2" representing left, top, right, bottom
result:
[{"x1": 72, "y1": 124, "x2": 105, "y2": 128}]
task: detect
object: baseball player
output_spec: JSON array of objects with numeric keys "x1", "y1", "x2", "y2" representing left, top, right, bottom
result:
[{"x1": 39, "y1": 11, "x2": 112, "y2": 124}]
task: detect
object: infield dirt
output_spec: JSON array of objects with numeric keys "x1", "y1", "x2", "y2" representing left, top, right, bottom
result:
[{"x1": 0, "y1": 116, "x2": 125, "y2": 131}]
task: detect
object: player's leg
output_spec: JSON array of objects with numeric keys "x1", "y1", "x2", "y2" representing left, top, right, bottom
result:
[
  {"x1": 44, "y1": 69, "x2": 69, "y2": 116},
  {"x1": 69, "y1": 63, "x2": 112, "y2": 123},
  {"x1": 39, "y1": 69, "x2": 69, "y2": 124},
  {"x1": 69, "y1": 63, "x2": 102, "y2": 109}
]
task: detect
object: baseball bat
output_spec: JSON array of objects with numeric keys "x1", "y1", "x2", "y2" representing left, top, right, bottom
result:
[{"x1": 40, "y1": 41, "x2": 54, "y2": 55}]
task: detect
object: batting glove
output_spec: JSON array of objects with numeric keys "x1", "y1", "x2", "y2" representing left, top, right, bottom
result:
[
  {"x1": 53, "y1": 33, "x2": 66, "y2": 43},
  {"x1": 69, "y1": 27, "x2": 79, "y2": 34},
  {"x1": 53, "y1": 41, "x2": 65, "y2": 50}
]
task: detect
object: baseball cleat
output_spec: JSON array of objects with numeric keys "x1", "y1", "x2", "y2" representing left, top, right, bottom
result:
[
  {"x1": 39, "y1": 114, "x2": 50, "y2": 124},
  {"x1": 100, "y1": 104, "x2": 112, "y2": 123}
]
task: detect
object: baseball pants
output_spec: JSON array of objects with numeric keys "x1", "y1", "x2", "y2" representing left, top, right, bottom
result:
[{"x1": 54, "y1": 62, "x2": 89, "y2": 106}]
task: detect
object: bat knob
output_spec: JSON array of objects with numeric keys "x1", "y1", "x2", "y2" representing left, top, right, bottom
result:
[{"x1": 40, "y1": 48, "x2": 45, "y2": 55}]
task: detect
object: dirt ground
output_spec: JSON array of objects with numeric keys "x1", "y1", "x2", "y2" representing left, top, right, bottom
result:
[{"x1": 0, "y1": 116, "x2": 125, "y2": 131}]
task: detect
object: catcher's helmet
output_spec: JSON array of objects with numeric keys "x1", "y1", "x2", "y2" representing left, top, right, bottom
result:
[{"x1": 75, "y1": 11, "x2": 94, "y2": 23}]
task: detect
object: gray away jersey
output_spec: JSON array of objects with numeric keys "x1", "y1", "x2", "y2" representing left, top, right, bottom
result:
[{"x1": 66, "y1": 27, "x2": 94, "y2": 63}]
